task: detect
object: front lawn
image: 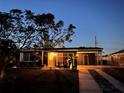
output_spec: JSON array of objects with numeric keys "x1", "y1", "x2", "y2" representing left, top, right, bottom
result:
[
  {"x1": 0, "y1": 68, "x2": 79, "y2": 93},
  {"x1": 102, "y1": 68, "x2": 124, "y2": 84}
]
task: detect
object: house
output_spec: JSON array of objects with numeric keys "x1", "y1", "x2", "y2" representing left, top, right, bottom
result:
[
  {"x1": 19, "y1": 47, "x2": 103, "y2": 67},
  {"x1": 103, "y1": 50, "x2": 124, "y2": 66}
]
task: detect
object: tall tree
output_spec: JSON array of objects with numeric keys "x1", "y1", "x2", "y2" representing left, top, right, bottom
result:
[
  {"x1": 0, "y1": 9, "x2": 76, "y2": 48},
  {"x1": 0, "y1": 12, "x2": 13, "y2": 39},
  {"x1": 0, "y1": 39, "x2": 17, "y2": 78}
]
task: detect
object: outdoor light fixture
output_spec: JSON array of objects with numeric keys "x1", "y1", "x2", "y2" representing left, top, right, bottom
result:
[
  {"x1": 49, "y1": 52, "x2": 56, "y2": 60},
  {"x1": 76, "y1": 53, "x2": 78, "y2": 57}
]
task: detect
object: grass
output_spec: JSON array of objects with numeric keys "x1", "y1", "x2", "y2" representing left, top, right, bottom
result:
[
  {"x1": 102, "y1": 68, "x2": 124, "y2": 84},
  {"x1": 89, "y1": 70, "x2": 122, "y2": 93},
  {"x1": 0, "y1": 68, "x2": 79, "y2": 93}
]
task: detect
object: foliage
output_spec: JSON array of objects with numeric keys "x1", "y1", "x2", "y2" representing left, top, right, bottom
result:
[
  {"x1": 0, "y1": 39, "x2": 18, "y2": 77},
  {"x1": 0, "y1": 39, "x2": 18, "y2": 67},
  {"x1": 0, "y1": 9, "x2": 76, "y2": 48}
]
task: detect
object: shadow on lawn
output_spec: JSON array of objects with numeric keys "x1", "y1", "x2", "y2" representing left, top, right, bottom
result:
[
  {"x1": 102, "y1": 68, "x2": 124, "y2": 84},
  {"x1": 0, "y1": 68, "x2": 79, "y2": 93}
]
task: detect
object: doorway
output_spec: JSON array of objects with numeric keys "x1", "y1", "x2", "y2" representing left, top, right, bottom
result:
[{"x1": 48, "y1": 52, "x2": 57, "y2": 67}]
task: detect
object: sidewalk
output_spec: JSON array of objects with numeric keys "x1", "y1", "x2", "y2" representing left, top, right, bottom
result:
[{"x1": 79, "y1": 69, "x2": 103, "y2": 93}]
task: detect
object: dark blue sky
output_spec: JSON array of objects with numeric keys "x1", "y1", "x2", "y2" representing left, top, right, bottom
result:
[{"x1": 0, "y1": 0, "x2": 124, "y2": 54}]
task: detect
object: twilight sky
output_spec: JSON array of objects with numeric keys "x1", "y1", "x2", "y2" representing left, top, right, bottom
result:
[{"x1": 0, "y1": 0, "x2": 124, "y2": 54}]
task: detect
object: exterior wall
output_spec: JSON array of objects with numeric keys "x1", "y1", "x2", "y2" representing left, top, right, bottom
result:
[
  {"x1": 20, "y1": 53, "x2": 23, "y2": 62},
  {"x1": 111, "y1": 53, "x2": 124, "y2": 66},
  {"x1": 56, "y1": 53, "x2": 64, "y2": 66},
  {"x1": 77, "y1": 53, "x2": 85, "y2": 65},
  {"x1": 19, "y1": 51, "x2": 42, "y2": 67},
  {"x1": 119, "y1": 53, "x2": 124, "y2": 66},
  {"x1": 19, "y1": 48, "x2": 102, "y2": 67},
  {"x1": 103, "y1": 52, "x2": 124, "y2": 66},
  {"x1": 77, "y1": 53, "x2": 96, "y2": 65},
  {"x1": 47, "y1": 52, "x2": 75, "y2": 67},
  {"x1": 88, "y1": 53, "x2": 96, "y2": 65}
]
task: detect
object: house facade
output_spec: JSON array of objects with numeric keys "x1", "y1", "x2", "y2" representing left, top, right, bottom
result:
[
  {"x1": 103, "y1": 50, "x2": 124, "y2": 66},
  {"x1": 19, "y1": 47, "x2": 103, "y2": 67}
]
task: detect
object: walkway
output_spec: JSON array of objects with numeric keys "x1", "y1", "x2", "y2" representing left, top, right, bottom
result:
[
  {"x1": 79, "y1": 69, "x2": 103, "y2": 93},
  {"x1": 78, "y1": 66, "x2": 124, "y2": 93}
]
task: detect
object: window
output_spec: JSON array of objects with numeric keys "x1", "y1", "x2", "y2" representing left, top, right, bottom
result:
[{"x1": 23, "y1": 52, "x2": 34, "y2": 62}]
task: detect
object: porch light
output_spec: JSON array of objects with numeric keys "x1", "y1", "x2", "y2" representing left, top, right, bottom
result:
[
  {"x1": 51, "y1": 52, "x2": 56, "y2": 56},
  {"x1": 76, "y1": 53, "x2": 78, "y2": 57},
  {"x1": 49, "y1": 52, "x2": 57, "y2": 60}
]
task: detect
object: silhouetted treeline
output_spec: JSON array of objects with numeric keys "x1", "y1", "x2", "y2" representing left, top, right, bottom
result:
[{"x1": 0, "y1": 9, "x2": 76, "y2": 49}]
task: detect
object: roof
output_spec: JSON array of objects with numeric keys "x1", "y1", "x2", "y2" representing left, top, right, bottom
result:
[
  {"x1": 111, "y1": 49, "x2": 124, "y2": 55},
  {"x1": 20, "y1": 47, "x2": 103, "y2": 52}
]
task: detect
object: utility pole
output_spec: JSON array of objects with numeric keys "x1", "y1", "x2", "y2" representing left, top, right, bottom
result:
[{"x1": 95, "y1": 36, "x2": 98, "y2": 47}]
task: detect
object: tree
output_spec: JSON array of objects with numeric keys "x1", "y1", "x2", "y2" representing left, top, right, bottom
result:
[
  {"x1": 0, "y1": 39, "x2": 18, "y2": 78},
  {"x1": 0, "y1": 9, "x2": 76, "y2": 48},
  {"x1": 0, "y1": 12, "x2": 13, "y2": 39}
]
